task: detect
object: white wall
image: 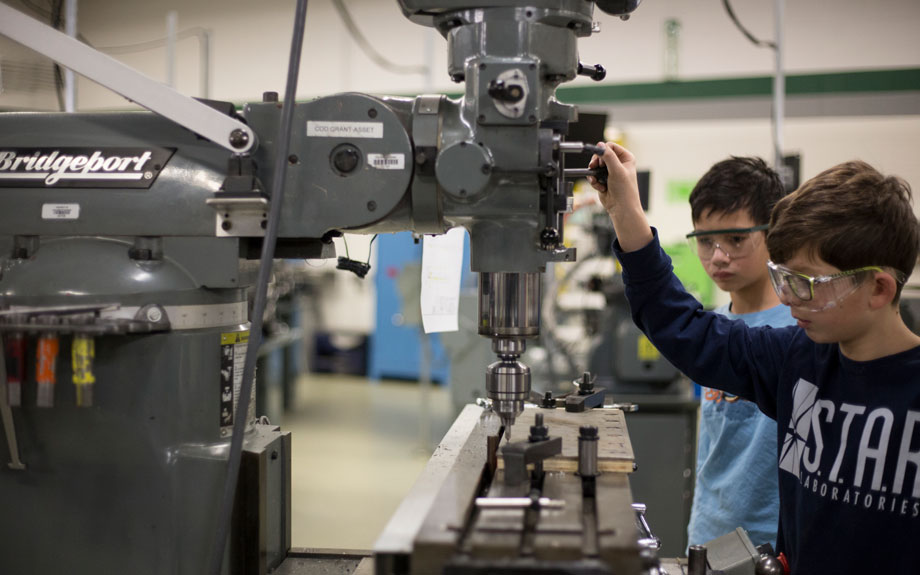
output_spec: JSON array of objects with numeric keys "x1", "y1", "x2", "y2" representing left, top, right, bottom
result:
[
  {"x1": 577, "y1": 0, "x2": 920, "y2": 83},
  {"x1": 615, "y1": 115, "x2": 920, "y2": 247},
  {"x1": 73, "y1": 0, "x2": 446, "y2": 107},
  {"x1": 65, "y1": 0, "x2": 920, "y2": 107},
  {"x1": 604, "y1": 114, "x2": 920, "y2": 307}
]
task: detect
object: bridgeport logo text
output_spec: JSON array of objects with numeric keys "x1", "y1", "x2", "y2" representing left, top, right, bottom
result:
[{"x1": 0, "y1": 147, "x2": 175, "y2": 188}]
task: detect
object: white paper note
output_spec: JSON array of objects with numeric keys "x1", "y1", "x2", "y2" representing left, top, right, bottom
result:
[{"x1": 420, "y1": 227, "x2": 465, "y2": 333}]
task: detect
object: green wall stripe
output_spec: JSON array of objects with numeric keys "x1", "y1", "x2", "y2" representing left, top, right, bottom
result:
[
  {"x1": 556, "y1": 68, "x2": 920, "y2": 104},
  {"x1": 52, "y1": 69, "x2": 914, "y2": 113}
]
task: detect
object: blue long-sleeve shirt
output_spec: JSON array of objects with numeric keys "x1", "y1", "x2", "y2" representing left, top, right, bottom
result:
[
  {"x1": 615, "y1": 231, "x2": 920, "y2": 575},
  {"x1": 688, "y1": 303, "x2": 793, "y2": 550}
]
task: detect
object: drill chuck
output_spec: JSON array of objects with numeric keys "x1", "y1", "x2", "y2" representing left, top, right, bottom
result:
[{"x1": 486, "y1": 358, "x2": 531, "y2": 430}]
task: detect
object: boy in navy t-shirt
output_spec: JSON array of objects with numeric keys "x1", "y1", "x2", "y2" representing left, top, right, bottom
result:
[{"x1": 588, "y1": 144, "x2": 920, "y2": 574}]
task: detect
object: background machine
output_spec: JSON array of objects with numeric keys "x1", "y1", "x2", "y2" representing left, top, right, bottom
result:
[{"x1": 0, "y1": 1, "x2": 765, "y2": 574}]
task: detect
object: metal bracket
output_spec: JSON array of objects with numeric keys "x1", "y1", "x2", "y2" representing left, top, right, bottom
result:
[
  {"x1": 410, "y1": 94, "x2": 446, "y2": 233},
  {"x1": 501, "y1": 436, "x2": 562, "y2": 485},
  {"x1": 0, "y1": 3, "x2": 256, "y2": 155},
  {"x1": 206, "y1": 196, "x2": 269, "y2": 238},
  {"x1": 565, "y1": 372, "x2": 606, "y2": 412},
  {"x1": 545, "y1": 246, "x2": 577, "y2": 264},
  {"x1": 565, "y1": 386, "x2": 606, "y2": 412}
]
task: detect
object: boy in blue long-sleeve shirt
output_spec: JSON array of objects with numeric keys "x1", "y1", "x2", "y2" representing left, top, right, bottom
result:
[
  {"x1": 588, "y1": 143, "x2": 920, "y2": 574},
  {"x1": 684, "y1": 157, "x2": 793, "y2": 549}
]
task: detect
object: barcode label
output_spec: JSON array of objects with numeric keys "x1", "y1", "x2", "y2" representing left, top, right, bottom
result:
[
  {"x1": 367, "y1": 153, "x2": 405, "y2": 170},
  {"x1": 41, "y1": 203, "x2": 80, "y2": 220}
]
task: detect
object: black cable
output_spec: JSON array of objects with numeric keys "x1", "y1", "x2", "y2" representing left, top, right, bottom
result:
[
  {"x1": 50, "y1": 0, "x2": 64, "y2": 111},
  {"x1": 365, "y1": 234, "x2": 379, "y2": 265},
  {"x1": 49, "y1": 0, "x2": 60, "y2": 27},
  {"x1": 206, "y1": 1, "x2": 309, "y2": 573},
  {"x1": 336, "y1": 234, "x2": 377, "y2": 279},
  {"x1": 721, "y1": 0, "x2": 776, "y2": 50},
  {"x1": 330, "y1": 0, "x2": 429, "y2": 75},
  {"x1": 53, "y1": 65, "x2": 65, "y2": 111}
]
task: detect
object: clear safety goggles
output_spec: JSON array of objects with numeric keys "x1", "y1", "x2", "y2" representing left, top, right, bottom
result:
[
  {"x1": 686, "y1": 224, "x2": 768, "y2": 261},
  {"x1": 766, "y1": 260, "x2": 907, "y2": 312}
]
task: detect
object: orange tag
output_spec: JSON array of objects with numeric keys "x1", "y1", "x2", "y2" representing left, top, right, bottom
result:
[{"x1": 36, "y1": 337, "x2": 60, "y2": 385}]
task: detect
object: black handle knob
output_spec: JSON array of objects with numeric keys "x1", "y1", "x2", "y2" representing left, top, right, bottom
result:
[
  {"x1": 577, "y1": 62, "x2": 607, "y2": 81},
  {"x1": 487, "y1": 80, "x2": 526, "y2": 103},
  {"x1": 591, "y1": 165, "x2": 609, "y2": 185}
]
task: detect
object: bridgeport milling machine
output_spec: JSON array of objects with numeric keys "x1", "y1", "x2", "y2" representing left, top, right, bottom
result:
[{"x1": 0, "y1": 1, "x2": 777, "y2": 574}]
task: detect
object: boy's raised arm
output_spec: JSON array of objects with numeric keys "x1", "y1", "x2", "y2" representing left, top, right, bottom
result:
[{"x1": 588, "y1": 142, "x2": 654, "y2": 252}]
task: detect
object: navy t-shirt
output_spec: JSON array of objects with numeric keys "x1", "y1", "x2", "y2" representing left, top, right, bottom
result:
[{"x1": 615, "y1": 231, "x2": 920, "y2": 574}]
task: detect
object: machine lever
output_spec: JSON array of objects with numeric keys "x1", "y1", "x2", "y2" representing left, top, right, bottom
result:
[
  {"x1": 0, "y1": 3, "x2": 256, "y2": 154},
  {"x1": 487, "y1": 79, "x2": 526, "y2": 103},
  {"x1": 0, "y1": 336, "x2": 26, "y2": 470},
  {"x1": 563, "y1": 166, "x2": 608, "y2": 184},
  {"x1": 577, "y1": 62, "x2": 607, "y2": 81},
  {"x1": 632, "y1": 503, "x2": 661, "y2": 550},
  {"x1": 556, "y1": 142, "x2": 609, "y2": 183}
]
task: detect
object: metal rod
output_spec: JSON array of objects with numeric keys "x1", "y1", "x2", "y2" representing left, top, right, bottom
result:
[
  {"x1": 418, "y1": 333, "x2": 432, "y2": 452},
  {"x1": 557, "y1": 141, "x2": 586, "y2": 152},
  {"x1": 199, "y1": 28, "x2": 210, "y2": 99},
  {"x1": 206, "y1": 1, "x2": 309, "y2": 573},
  {"x1": 475, "y1": 497, "x2": 565, "y2": 509},
  {"x1": 563, "y1": 166, "x2": 608, "y2": 185},
  {"x1": 558, "y1": 141, "x2": 605, "y2": 155},
  {"x1": 166, "y1": 11, "x2": 178, "y2": 88},
  {"x1": 688, "y1": 544, "x2": 708, "y2": 575},
  {"x1": 64, "y1": 0, "x2": 77, "y2": 112},
  {"x1": 773, "y1": 0, "x2": 785, "y2": 171},
  {"x1": 563, "y1": 168, "x2": 603, "y2": 179}
]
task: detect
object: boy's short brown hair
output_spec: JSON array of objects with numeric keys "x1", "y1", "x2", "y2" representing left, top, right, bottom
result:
[{"x1": 767, "y1": 160, "x2": 919, "y2": 297}]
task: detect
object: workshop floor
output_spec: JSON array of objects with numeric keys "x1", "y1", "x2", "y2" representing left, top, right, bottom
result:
[{"x1": 284, "y1": 374, "x2": 455, "y2": 550}]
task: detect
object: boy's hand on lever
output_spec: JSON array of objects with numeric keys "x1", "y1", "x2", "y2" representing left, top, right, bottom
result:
[{"x1": 587, "y1": 141, "x2": 654, "y2": 253}]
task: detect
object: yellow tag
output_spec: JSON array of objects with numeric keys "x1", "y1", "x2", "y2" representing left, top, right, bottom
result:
[
  {"x1": 637, "y1": 335, "x2": 660, "y2": 362},
  {"x1": 221, "y1": 331, "x2": 250, "y2": 346},
  {"x1": 71, "y1": 336, "x2": 96, "y2": 385}
]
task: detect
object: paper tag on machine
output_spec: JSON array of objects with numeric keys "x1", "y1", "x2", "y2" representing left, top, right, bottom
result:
[{"x1": 420, "y1": 227, "x2": 465, "y2": 333}]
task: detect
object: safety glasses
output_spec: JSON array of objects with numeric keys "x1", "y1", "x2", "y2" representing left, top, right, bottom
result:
[
  {"x1": 766, "y1": 261, "x2": 906, "y2": 312},
  {"x1": 686, "y1": 224, "x2": 768, "y2": 261}
]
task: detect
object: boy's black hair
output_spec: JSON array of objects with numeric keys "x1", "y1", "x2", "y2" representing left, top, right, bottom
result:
[{"x1": 689, "y1": 156, "x2": 785, "y2": 226}]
